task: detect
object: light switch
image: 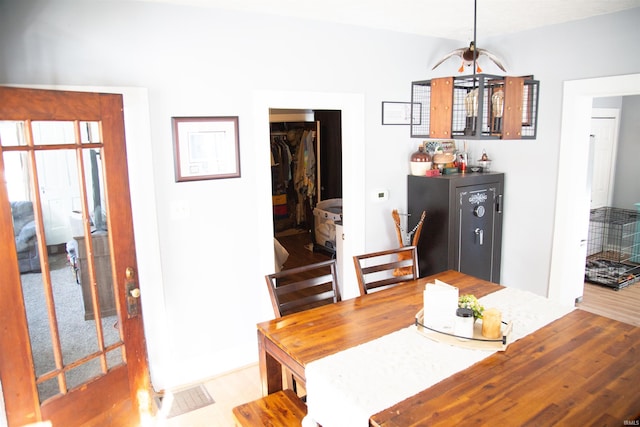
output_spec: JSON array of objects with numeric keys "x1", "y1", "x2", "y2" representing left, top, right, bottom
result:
[{"x1": 170, "y1": 200, "x2": 190, "y2": 220}]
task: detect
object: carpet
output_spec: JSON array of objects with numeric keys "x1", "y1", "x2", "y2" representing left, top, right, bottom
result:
[{"x1": 20, "y1": 261, "x2": 121, "y2": 401}]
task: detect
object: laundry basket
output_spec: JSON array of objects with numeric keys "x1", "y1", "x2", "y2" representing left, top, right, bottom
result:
[{"x1": 313, "y1": 198, "x2": 342, "y2": 253}]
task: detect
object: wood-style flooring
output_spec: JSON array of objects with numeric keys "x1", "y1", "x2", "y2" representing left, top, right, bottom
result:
[
  {"x1": 276, "y1": 229, "x2": 332, "y2": 270},
  {"x1": 577, "y1": 280, "x2": 640, "y2": 327}
]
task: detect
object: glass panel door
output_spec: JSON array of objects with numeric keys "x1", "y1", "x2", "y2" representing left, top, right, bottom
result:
[{"x1": 2, "y1": 120, "x2": 125, "y2": 403}]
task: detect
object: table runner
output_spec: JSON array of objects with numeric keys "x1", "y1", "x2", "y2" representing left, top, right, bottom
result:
[{"x1": 302, "y1": 287, "x2": 574, "y2": 427}]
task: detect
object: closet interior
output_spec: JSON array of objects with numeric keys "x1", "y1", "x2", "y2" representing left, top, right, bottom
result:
[
  {"x1": 270, "y1": 120, "x2": 319, "y2": 235},
  {"x1": 269, "y1": 109, "x2": 343, "y2": 270}
]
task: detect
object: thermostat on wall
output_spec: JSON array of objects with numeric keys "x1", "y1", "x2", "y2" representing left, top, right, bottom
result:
[{"x1": 373, "y1": 189, "x2": 389, "y2": 202}]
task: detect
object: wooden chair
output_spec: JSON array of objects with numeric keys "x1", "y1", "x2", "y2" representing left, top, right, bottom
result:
[
  {"x1": 265, "y1": 259, "x2": 341, "y2": 318},
  {"x1": 232, "y1": 389, "x2": 307, "y2": 427},
  {"x1": 265, "y1": 259, "x2": 341, "y2": 395},
  {"x1": 353, "y1": 246, "x2": 419, "y2": 296}
]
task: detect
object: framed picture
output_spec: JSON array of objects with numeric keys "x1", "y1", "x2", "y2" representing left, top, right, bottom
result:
[
  {"x1": 172, "y1": 116, "x2": 240, "y2": 182},
  {"x1": 382, "y1": 102, "x2": 421, "y2": 125}
]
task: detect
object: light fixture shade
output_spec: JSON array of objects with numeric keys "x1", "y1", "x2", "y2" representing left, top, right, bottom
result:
[{"x1": 411, "y1": 74, "x2": 539, "y2": 140}]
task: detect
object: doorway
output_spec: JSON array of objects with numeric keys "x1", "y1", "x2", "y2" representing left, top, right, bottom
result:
[
  {"x1": 0, "y1": 87, "x2": 151, "y2": 426},
  {"x1": 269, "y1": 109, "x2": 343, "y2": 272},
  {"x1": 253, "y1": 90, "x2": 365, "y2": 300},
  {"x1": 549, "y1": 73, "x2": 640, "y2": 306}
]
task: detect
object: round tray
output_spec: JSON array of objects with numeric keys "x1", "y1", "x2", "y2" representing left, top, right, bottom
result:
[{"x1": 414, "y1": 309, "x2": 513, "y2": 351}]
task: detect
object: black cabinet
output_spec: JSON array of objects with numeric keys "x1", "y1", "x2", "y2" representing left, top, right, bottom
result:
[{"x1": 408, "y1": 173, "x2": 504, "y2": 283}]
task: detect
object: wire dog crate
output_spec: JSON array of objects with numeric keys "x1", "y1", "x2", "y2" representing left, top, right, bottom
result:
[{"x1": 585, "y1": 207, "x2": 640, "y2": 289}]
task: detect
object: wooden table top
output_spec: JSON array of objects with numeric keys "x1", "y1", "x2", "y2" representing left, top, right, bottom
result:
[
  {"x1": 371, "y1": 306, "x2": 640, "y2": 425},
  {"x1": 257, "y1": 270, "x2": 640, "y2": 424},
  {"x1": 257, "y1": 270, "x2": 497, "y2": 376}
]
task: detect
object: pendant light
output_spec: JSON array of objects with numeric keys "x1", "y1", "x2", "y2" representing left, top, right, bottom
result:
[{"x1": 410, "y1": 0, "x2": 540, "y2": 140}]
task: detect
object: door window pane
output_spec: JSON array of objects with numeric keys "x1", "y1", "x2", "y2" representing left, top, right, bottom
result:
[
  {"x1": 80, "y1": 121, "x2": 101, "y2": 144},
  {"x1": 0, "y1": 121, "x2": 26, "y2": 146},
  {"x1": 32, "y1": 121, "x2": 75, "y2": 145}
]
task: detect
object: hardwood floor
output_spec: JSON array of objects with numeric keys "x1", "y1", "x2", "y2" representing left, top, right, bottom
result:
[
  {"x1": 577, "y1": 280, "x2": 640, "y2": 327},
  {"x1": 276, "y1": 229, "x2": 333, "y2": 270}
]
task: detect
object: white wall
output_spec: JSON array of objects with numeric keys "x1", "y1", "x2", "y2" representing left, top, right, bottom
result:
[
  {"x1": 0, "y1": 0, "x2": 430, "y2": 392},
  {"x1": 1, "y1": 0, "x2": 639, "y2": 396}
]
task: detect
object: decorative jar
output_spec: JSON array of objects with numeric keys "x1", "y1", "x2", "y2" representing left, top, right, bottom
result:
[
  {"x1": 410, "y1": 144, "x2": 432, "y2": 176},
  {"x1": 454, "y1": 307, "x2": 474, "y2": 341}
]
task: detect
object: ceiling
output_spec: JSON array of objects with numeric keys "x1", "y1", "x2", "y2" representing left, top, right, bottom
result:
[{"x1": 140, "y1": 0, "x2": 640, "y2": 40}]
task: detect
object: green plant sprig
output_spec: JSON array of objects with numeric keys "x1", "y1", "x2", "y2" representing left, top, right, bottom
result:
[{"x1": 458, "y1": 294, "x2": 485, "y2": 320}]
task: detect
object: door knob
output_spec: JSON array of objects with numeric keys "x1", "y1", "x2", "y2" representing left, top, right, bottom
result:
[
  {"x1": 475, "y1": 228, "x2": 484, "y2": 245},
  {"x1": 125, "y1": 267, "x2": 140, "y2": 317}
]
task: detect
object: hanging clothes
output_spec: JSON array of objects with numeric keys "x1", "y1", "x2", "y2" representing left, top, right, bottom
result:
[
  {"x1": 294, "y1": 129, "x2": 316, "y2": 200},
  {"x1": 270, "y1": 134, "x2": 292, "y2": 194},
  {"x1": 270, "y1": 122, "x2": 317, "y2": 227}
]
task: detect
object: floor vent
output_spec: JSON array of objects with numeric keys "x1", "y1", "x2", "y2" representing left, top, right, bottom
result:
[{"x1": 155, "y1": 384, "x2": 215, "y2": 418}]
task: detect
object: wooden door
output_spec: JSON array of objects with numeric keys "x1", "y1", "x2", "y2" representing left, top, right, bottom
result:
[
  {"x1": 0, "y1": 87, "x2": 151, "y2": 426},
  {"x1": 589, "y1": 114, "x2": 618, "y2": 209},
  {"x1": 314, "y1": 110, "x2": 342, "y2": 201}
]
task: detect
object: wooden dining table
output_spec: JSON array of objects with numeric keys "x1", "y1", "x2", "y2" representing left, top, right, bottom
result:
[{"x1": 256, "y1": 270, "x2": 640, "y2": 425}]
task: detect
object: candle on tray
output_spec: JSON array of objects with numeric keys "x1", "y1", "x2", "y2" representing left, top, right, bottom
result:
[
  {"x1": 454, "y1": 308, "x2": 474, "y2": 341},
  {"x1": 482, "y1": 308, "x2": 502, "y2": 339}
]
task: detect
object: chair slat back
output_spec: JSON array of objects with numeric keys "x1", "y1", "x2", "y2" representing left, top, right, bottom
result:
[
  {"x1": 265, "y1": 259, "x2": 341, "y2": 318},
  {"x1": 353, "y1": 246, "x2": 419, "y2": 296}
]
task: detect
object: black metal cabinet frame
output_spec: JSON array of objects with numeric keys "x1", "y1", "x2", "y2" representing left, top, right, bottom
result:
[{"x1": 408, "y1": 173, "x2": 504, "y2": 283}]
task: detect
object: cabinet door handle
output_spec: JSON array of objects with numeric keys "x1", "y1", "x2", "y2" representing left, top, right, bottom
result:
[
  {"x1": 497, "y1": 194, "x2": 503, "y2": 214},
  {"x1": 475, "y1": 228, "x2": 484, "y2": 245}
]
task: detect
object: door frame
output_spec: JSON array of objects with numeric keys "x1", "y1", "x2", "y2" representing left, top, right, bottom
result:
[
  {"x1": 0, "y1": 85, "x2": 165, "y2": 426},
  {"x1": 253, "y1": 90, "x2": 366, "y2": 300},
  {"x1": 548, "y1": 73, "x2": 640, "y2": 306}
]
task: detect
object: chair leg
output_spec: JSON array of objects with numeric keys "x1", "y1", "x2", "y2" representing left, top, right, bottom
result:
[
  {"x1": 291, "y1": 375, "x2": 307, "y2": 402},
  {"x1": 283, "y1": 369, "x2": 296, "y2": 391}
]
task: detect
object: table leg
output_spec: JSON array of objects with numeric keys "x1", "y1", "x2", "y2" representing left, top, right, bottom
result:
[{"x1": 257, "y1": 330, "x2": 282, "y2": 396}]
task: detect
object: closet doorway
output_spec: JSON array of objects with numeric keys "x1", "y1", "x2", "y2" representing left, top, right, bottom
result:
[{"x1": 269, "y1": 109, "x2": 342, "y2": 272}]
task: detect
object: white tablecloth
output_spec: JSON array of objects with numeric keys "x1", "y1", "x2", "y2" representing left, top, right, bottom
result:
[{"x1": 302, "y1": 287, "x2": 574, "y2": 427}]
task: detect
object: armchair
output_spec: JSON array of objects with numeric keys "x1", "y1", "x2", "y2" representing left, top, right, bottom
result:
[{"x1": 11, "y1": 201, "x2": 41, "y2": 273}]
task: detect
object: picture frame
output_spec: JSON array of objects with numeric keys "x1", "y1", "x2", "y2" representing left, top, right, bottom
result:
[
  {"x1": 382, "y1": 101, "x2": 421, "y2": 125},
  {"x1": 172, "y1": 116, "x2": 240, "y2": 182}
]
